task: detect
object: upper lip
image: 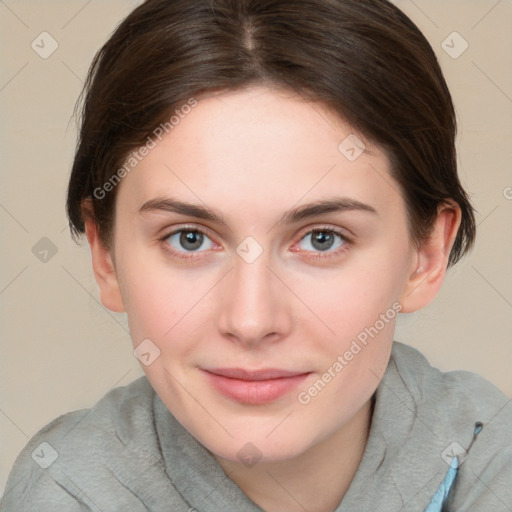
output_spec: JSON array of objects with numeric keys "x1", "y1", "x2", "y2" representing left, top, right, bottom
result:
[{"x1": 203, "y1": 368, "x2": 310, "y2": 381}]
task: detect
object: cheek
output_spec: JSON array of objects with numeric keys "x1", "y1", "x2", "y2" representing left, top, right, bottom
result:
[
  {"x1": 118, "y1": 251, "x2": 217, "y2": 363},
  {"x1": 298, "y1": 275, "x2": 398, "y2": 389},
  {"x1": 115, "y1": 249, "x2": 177, "y2": 345},
  {"x1": 294, "y1": 276, "x2": 398, "y2": 434},
  {"x1": 296, "y1": 256, "x2": 406, "y2": 344}
]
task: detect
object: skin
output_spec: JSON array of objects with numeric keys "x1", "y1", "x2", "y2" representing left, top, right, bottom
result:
[{"x1": 83, "y1": 85, "x2": 461, "y2": 512}]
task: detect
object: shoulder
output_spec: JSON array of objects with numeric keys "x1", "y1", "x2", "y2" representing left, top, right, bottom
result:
[
  {"x1": 1, "y1": 376, "x2": 159, "y2": 511},
  {"x1": 389, "y1": 341, "x2": 511, "y2": 423},
  {"x1": 388, "y1": 342, "x2": 512, "y2": 510}
]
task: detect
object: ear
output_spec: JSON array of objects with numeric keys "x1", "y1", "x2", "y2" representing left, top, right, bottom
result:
[
  {"x1": 400, "y1": 201, "x2": 462, "y2": 313},
  {"x1": 81, "y1": 199, "x2": 126, "y2": 313}
]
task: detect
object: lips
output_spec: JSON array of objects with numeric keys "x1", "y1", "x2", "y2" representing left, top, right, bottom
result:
[
  {"x1": 206, "y1": 368, "x2": 307, "y2": 380},
  {"x1": 201, "y1": 367, "x2": 311, "y2": 404}
]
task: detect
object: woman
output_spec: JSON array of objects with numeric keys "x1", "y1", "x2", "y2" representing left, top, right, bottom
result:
[{"x1": 2, "y1": 1, "x2": 510, "y2": 511}]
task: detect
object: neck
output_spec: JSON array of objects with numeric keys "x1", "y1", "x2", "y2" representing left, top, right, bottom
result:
[{"x1": 215, "y1": 396, "x2": 374, "y2": 512}]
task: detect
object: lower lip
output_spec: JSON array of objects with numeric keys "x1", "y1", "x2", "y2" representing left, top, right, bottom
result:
[{"x1": 202, "y1": 371, "x2": 311, "y2": 404}]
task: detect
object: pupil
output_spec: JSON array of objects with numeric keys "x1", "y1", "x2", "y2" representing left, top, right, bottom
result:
[
  {"x1": 312, "y1": 231, "x2": 334, "y2": 251},
  {"x1": 180, "y1": 231, "x2": 203, "y2": 250}
]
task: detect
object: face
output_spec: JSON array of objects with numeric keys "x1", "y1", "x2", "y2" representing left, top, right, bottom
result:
[{"x1": 109, "y1": 86, "x2": 418, "y2": 463}]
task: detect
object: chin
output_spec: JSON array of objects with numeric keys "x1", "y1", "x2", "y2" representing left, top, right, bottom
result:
[{"x1": 198, "y1": 418, "x2": 322, "y2": 465}]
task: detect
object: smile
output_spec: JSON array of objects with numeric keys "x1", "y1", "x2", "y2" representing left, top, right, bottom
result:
[{"x1": 201, "y1": 368, "x2": 312, "y2": 404}]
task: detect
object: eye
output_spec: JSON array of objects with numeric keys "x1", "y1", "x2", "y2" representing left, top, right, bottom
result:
[
  {"x1": 164, "y1": 228, "x2": 215, "y2": 254},
  {"x1": 296, "y1": 228, "x2": 349, "y2": 255}
]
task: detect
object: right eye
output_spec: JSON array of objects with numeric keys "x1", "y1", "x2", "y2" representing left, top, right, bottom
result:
[{"x1": 163, "y1": 228, "x2": 216, "y2": 256}]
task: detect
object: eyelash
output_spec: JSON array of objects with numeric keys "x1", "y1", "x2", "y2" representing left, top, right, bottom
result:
[{"x1": 158, "y1": 225, "x2": 353, "y2": 262}]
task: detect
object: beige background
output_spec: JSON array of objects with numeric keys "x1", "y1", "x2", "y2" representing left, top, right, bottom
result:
[{"x1": 1, "y1": 0, "x2": 511, "y2": 498}]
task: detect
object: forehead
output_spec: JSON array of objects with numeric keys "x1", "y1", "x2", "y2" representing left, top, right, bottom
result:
[{"x1": 115, "y1": 86, "x2": 402, "y2": 222}]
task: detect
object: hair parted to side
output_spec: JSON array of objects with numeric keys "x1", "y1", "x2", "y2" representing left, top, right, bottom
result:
[{"x1": 66, "y1": 0, "x2": 476, "y2": 266}]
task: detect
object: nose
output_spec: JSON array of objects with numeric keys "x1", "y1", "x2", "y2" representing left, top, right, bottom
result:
[{"x1": 216, "y1": 249, "x2": 292, "y2": 348}]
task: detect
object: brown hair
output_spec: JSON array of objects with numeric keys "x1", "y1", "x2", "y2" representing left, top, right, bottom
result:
[{"x1": 66, "y1": 0, "x2": 476, "y2": 266}]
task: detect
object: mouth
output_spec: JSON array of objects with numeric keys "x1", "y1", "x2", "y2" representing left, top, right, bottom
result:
[{"x1": 201, "y1": 367, "x2": 312, "y2": 404}]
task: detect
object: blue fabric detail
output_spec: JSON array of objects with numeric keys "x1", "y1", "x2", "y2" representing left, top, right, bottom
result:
[{"x1": 424, "y1": 456, "x2": 459, "y2": 512}]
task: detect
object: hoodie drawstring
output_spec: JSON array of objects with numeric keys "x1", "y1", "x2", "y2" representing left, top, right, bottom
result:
[{"x1": 424, "y1": 422, "x2": 483, "y2": 512}]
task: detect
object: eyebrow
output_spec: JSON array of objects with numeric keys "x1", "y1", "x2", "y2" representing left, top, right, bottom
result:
[{"x1": 138, "y1": 196, "x2": 377, "y2": 226}]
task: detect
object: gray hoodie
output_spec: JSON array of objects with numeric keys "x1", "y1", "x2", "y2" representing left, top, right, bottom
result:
[{"x1": 1, "y1": 342, "x2": 511, "y2": 511}]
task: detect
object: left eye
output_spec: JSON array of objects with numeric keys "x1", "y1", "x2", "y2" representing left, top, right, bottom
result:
[{"x1": 298, "y1": 229, "x2": 346, "y2": 252}]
